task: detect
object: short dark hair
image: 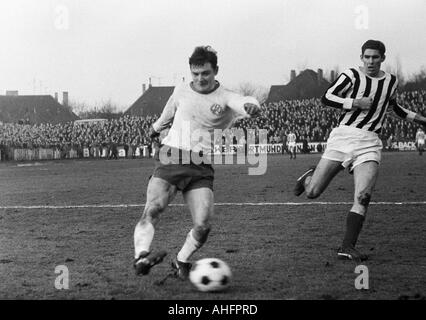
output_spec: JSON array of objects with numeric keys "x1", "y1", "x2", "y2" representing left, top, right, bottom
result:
[
  {"x1": 189, "y1": 46, "x2": 218, "y2": 69},
  {"x1": 361, "y1": 40, "x2": 386, "y2": 56}
]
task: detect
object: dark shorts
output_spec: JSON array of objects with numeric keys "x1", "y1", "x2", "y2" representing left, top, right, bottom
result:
[{"x1": 151, "y1": 146, "x2": 214, "y2": 193}]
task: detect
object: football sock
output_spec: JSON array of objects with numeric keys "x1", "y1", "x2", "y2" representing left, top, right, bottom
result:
[
  {"x1": 177, "y1": 229, "x2": 202, "y2": 263},
  {"x1": 134, "y1": 221, "x2": 155, "y2": 259},
  {"x1": 304, "y1": 174, "x2": 313, "y2": 188},
  {"x1": 342, "y1": 211, "x2": 365, "y2": 248}
]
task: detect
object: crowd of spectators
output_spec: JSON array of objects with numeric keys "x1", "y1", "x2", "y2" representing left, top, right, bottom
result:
[
  {"x1": 0, "y1": 115, "x2": 158, "y2": 149},
  {"x1": 380, "y1": 90, "x2": 426, "y2": 143},
  {"x1": 1, "y1": 90, "x2": 425, "y2": 155},
  {"x1": 235, "y1": 98, "x2": 338, "y2": 143},
  {"x1": 235, "y1": 90, "x2": 426, "y2": 144}
]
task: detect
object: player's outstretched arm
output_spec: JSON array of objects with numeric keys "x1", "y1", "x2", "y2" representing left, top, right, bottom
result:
[
  {"x1": 389, "y1": 99, "x2": 426, "y2": 128},
  {"x1": 413, "y1": 113, "x2": 426, "y2": 130}
]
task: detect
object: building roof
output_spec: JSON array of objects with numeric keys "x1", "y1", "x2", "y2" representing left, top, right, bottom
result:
[
  {"x1": 125, "y1": 86, "x2": 174, "y2": 117},
  {"x1": 0, "y1": 95, "x2": 79, "y2": 124},
  {"x1": 266, "y1": 69, "x2": 331, "y2": 103}
]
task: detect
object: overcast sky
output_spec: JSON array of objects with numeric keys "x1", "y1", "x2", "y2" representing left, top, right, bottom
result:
[{"x1": 0, "y1": 0, "x2": 425, "y2": 111}]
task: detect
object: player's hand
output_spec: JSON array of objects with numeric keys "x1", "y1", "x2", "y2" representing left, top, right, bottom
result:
[
  {"x1": 148, "y1": 126, "x2": 160, "y2": 140},
  {"x1": 244, "y1": 103, "x2": 261, "y2": 117},
  {"x1": 353, "y1": 97, "x2": 373, "y2": 111}
]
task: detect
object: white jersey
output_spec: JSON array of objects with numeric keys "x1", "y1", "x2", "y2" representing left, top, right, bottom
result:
[
  {"x1": 287, "y1": 133, "x2": 296, "y2": 144},
  {"x1": 152, "y1": 82, "x2": 259, "y2": 153},
  {"x1": 417, "y1": 130, "x2": 425, "y2": 144}
]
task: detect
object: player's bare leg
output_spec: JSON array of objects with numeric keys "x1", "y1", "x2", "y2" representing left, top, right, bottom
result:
[
  {"x1": 338, "y1": 161, "x2": 379, "y2": 262},
  {"x1": 172, "y1": 187, "x2": 214, "y2": 280},
  {"x1": 294, "y1": 157, "x2": 343, "y2": 197},
  {"x1": 133, "y1": 177, "x2": 177, "y2": 275}
]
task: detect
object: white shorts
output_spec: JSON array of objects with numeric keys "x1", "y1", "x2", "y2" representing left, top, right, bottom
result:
[
  {"x1": 323, "y1": 125, "x2": 382, "y2": 171},
  {"x1": 288, "y1": 142, "x2": 296, "y2": 149},
  {"x1": 418, "y1": 139, "x2": 425, "y2": 147}
]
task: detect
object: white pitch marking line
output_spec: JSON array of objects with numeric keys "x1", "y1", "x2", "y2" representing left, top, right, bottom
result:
[{"x1": 0, "y1": 201, "x2": 426, "y2": 210}]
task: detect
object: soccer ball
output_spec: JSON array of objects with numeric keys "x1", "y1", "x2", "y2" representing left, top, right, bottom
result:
[{"x1": 189, "y1": 258, "x2": 232, "y2": 292}]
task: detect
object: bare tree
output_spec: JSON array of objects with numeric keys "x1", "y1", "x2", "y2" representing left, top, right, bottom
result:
[
  {"x1": 333, "y1": 65, "x2": 340, "y2": 78},
  {"x1": 98, "y1": 99, "x2": 118, "y2": 114},
  {"x1": 403, "y1": 66, "x2": 426, "y2": 91},
  {"x1": 412, "y1": 66, "x2": 426, "y2": 83},
  {"x1": 384, "y1": 55, "x2": 405, "y2": 85},
  {"x1": 68, "y1": 99, "x2": 89, "y2": 116},
  {"x1": 76, "y1": 99, "x2": 123, "y2": 119},
  {"x1": 395, "y1": 55, "x2": 405, "y2": 85}
]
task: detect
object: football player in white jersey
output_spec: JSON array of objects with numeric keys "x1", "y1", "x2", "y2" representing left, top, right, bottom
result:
[
  {"x1": 294, "y1": 40, "x2": 426, "y2": 262},
  {"x1": 133, "y1": 46, "x2": 261, "y2": 279},
  {"x1": 287, "y1": 129, "x2": 297, "y2": 159},
  {"x1": 416, "y1": 128, "x2": 425, "y2": 155}
]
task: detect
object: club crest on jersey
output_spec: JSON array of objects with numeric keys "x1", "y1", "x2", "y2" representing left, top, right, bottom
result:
[{"x1": 210, "y1": 103, "x2": 224, "y2": 116}]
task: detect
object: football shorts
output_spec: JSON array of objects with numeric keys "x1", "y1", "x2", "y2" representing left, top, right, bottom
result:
[
  {"x1": 151, "y1": 145, "x2": 214, "y2": 192},
  {"x1": 322, "y1": 125, "x2": 382, "y2": 171}
]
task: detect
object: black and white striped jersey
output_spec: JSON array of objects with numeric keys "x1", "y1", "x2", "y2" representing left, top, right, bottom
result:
[{"x1": 321, "y1": 67, "x2": 415, "y2": 134}]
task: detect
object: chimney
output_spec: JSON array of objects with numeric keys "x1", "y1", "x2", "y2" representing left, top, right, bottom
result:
[
  {"x1": 317, "y1": 68, "x2": 323, "y2": 83},
  {"x1": 290, "y1": 70, "x2": 296, "y2": 82},
  {"x1": 6, "y1": 90, "x2": 18, "y2": 96},
  {"x1": 149, "y1": 77, "x2": 152, "y2": 87},
  {"x1": 54, "y1": 92, "x2": 58, "y2": 102},
  {"x1": 330, "y1": 70, "x2": 336, "y2": 82},
  {"x1": 62, "y1": 91, "x2": 68, "y2": 106},
  {"x1": 142, "y1": 84, "x2": 146, "y2": 94}
]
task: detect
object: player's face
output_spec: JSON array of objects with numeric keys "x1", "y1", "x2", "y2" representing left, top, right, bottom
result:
[
  {"x1": 361, "y1": 49, "x2": 385, "y2": 77},
  {"x1": 190, "y1": 63, "x2": 218, "y2": 93}
]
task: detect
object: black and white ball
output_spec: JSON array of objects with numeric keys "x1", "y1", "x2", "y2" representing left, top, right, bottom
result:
[{"x1": 189, "y1": 258, "x2": 232, "y2": 292}]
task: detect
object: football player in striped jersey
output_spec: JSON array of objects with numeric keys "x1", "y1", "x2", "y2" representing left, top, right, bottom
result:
[{"x1": 294, "y1": 40, "x2": 426, "y2": 261}]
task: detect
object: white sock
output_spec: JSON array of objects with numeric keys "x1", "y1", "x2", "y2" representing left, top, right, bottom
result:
[
  {"x1": 177, "y1": 229, "x2": 202, "y2": 263},
  {"x1": 304, "y1": 175, "x2": 312, "y2": 188},
  {"x1": 134, "y1": 221, "x2": 155, "y2": 259}
]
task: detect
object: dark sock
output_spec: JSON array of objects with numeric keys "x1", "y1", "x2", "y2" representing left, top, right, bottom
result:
[{"x1": 342, "y1": 211, "x2": 365, "y2": 248}]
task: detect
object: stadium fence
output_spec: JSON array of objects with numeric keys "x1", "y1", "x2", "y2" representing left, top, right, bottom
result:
[{"x1": 0, "y1": 141, "x2": 418, "y2": 162}]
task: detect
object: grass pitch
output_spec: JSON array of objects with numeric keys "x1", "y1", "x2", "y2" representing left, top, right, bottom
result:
[{"x1": 0, "y1": 152, "x2": 425, "y2": 299}]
